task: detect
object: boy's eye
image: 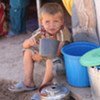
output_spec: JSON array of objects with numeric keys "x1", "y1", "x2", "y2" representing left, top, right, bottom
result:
[
  {"x1": 54, "y1": 20, "x2": 59, "y2": 22},
  {"x1": 45, "y1": 21, "x2": 50, "y2": 23}
]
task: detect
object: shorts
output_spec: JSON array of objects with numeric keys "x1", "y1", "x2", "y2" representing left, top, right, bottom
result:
[
  {"x1": 23, "y1": 46, "x2": 39, "y2": 54},
  {"x1": 23, "y1": 47, "x2": 65, "y2": 72}
]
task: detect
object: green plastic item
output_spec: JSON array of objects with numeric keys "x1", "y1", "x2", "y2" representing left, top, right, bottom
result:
[{"x1": 80, "y1": 48, "x2": 100, "y2": 67}]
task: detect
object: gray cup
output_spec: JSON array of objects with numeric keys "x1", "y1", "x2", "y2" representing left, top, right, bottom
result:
[{"x1": 39, "y1": 38, "x2": 60, "y2": 58}]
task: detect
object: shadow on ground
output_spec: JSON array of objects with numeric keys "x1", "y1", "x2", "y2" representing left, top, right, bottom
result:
[{"x1": 0, "y1": 79, "x2": 37, "y2": 100}]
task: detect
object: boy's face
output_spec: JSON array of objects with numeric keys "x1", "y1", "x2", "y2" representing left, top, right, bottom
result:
[{"x1": 41, "y1": 12, "x2": 64, "y2": 35}]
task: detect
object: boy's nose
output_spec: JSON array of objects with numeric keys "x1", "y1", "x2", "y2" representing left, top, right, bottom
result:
[{"x1": 49, "y1": 22, "x2": 56, "y2": 28}]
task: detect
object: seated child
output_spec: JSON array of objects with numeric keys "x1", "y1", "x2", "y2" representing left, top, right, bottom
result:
[
  {"x1": 0, "y1": 0, "x2": 8, "y2": 37},
  {"x1": 8, "y1": 2, "x2": 71, "y2": 92}
]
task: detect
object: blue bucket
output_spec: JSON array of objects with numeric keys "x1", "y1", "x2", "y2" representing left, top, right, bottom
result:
[{"x1": 61, "y1": 42, "x2": 98, "y2": 87}]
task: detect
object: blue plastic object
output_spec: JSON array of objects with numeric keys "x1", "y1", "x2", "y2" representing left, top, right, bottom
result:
[{"x1": 61, "y1": 42, "x2": 98, "y2": 87}]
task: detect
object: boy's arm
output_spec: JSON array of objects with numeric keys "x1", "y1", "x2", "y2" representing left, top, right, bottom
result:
[
  {"x1": 22, "y1": 38, "x2": 37, "y2": 49},
  {"x1": 57, "y1": 41, "x2": 64, "y2": 56},
  {"x1": 23, "y1": 29, "x2": 41, "y2": 49},
  {"x1": 57, "y1": 27, "x2": 71, "y2": 56},
  {"x1": 57, "y1": 41, "x2": 70, "y2": 56}
]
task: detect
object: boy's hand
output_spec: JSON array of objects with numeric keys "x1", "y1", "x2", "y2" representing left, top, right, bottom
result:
[
  {"x1": 23, "y1": 38, "x2": 38, "y2": 49},
  {"x1": 32, "y1": 50, "x2": 42, "y2": 62},
  {"x1": 29, "y1": 38, "x2": 38, "y2": 46}
]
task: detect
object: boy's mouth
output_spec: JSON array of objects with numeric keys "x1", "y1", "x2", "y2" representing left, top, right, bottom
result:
[{"x1": 49, "y1": 29, "x2": 56, "y2": 31}]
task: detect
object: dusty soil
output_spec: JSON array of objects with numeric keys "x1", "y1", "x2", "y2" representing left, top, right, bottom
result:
[
  {"x1": 0, "y1": 34, "x2": 46, "y2": 100},
  {"x1": 0, "y1": 79, "x2": 34, "y2": 100},
  {"x1": 0, "y1": 33, "x2": 91, "y2": 100}
]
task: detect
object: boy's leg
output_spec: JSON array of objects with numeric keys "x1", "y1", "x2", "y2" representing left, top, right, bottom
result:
[
  {"x1": 41, "y1": 57, "x2": 65, "y2": 86},
  {"x1": 41, "y1": 59, "x2": 54, "y2": 86},
  {"x1": 8, "y1": 49, "x2": 37, "y2": 92},
  {"x1": 23, "y1": 49, "x2": 42, "y2": 87},
  {"x1": 23, "y1": 49, "x2": 35, "y2": 87}
]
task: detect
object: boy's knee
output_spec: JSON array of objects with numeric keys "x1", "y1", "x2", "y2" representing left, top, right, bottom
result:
[
  {"x1": 46, "y1": 59, "x2": 52, "y2": 63},
  {"x1": 23, "y1": 49, "x2": 33, "y2": 56}
]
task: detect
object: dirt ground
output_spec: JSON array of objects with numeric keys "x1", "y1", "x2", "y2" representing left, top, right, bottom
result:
[
  {"x1": 0, "y1": 33, "x2": 47, "y2": 100},
  {"x1": 0, "y1": 33, "x2": 67, "y2": 100},
  {"x1": 0, "y1": 33, "x2": 92, "y2": 100}
]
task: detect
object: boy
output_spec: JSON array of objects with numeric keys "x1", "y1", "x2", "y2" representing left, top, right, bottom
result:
[{"x1": 8, "y1": 3, "x2": 71, "y2": 92}]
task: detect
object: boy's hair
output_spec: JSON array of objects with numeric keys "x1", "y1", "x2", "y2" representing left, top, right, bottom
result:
[{"x1": 40, "y1": 3, "x2": 64, "y2": 19}]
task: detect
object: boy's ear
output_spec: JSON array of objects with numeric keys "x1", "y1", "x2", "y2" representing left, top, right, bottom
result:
[
  {"x1": 60, "y1": 18, "x2": 64, "y2": 29},
  {"x1": 39, "y1": 18, "x2": 43, "y2": 25},
  {"x1": 62, "y1": 18, "x2": 64, "y2": 24},
  {"x1": 61, "y1": 24, "x2": 64, "y2": 29}
]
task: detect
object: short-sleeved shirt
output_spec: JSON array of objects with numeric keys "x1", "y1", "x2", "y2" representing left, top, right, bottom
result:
[
  {"x1": 30, "y1": 26, "x2": 71, "y2": 43},
  {"x1": 28, "y1": 26, "x2": 71, "y2": 55}
]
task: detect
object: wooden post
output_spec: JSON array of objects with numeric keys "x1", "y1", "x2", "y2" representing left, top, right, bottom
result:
[{"x1": 72, "y1": 0, "x2": 100, "y2": 45}]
